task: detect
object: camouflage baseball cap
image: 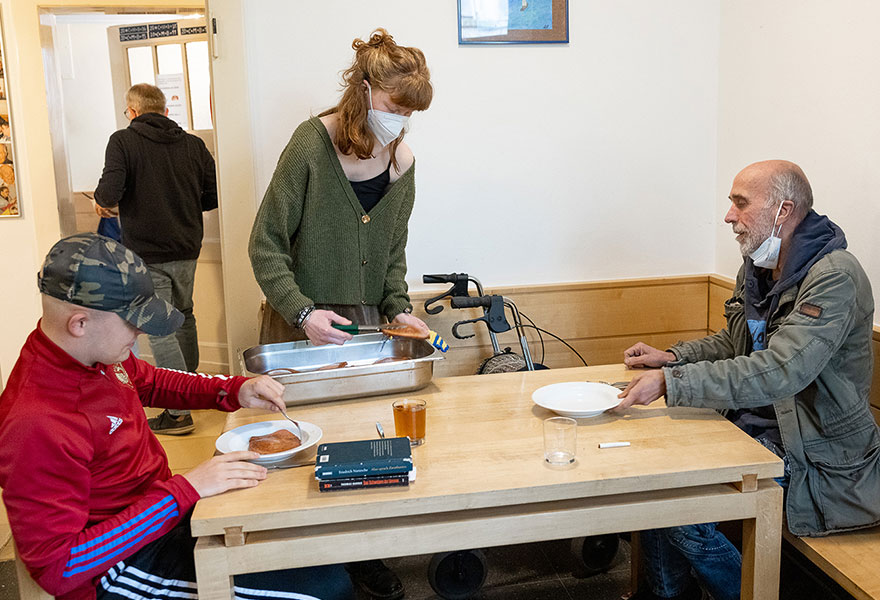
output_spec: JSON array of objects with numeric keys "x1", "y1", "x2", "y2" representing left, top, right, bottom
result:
[{"x1": 38, "y1": 233, "x2": 184, "y2": 336}]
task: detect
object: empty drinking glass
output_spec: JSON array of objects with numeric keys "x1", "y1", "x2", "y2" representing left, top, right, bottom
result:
[{"x1": 544, "y1": 416, "x2": 577, "y2": 465}]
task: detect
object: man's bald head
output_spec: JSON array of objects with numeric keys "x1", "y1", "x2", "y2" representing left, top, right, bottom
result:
[
  {"x1": 40, "y1": 294, "x2": 140, "y2": 367},
  {"x1": 40, "y1": 294, "x2": 113, "y2": 341},
  {"x1": 737, "y1": 160, "x2": 813, "y2": 220}
]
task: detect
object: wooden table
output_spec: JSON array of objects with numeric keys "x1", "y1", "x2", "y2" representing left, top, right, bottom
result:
[{"x1": 191, "y1": 364, "x2": 784, "y2": 599}]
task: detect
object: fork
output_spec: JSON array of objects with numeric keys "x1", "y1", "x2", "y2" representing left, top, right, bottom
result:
[{"x1": 278, "y1": 405, "x2": 304, "y2": 440}]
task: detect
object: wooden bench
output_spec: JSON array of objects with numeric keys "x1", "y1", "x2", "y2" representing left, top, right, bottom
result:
[
  {"x1": 783, "y1": 528, "x2": 880, "y2": 600},
  {"x1": 777, "y1": 326, "x2": 880, "y2": 600},
  {"x1": 13, "y1": 542, "x2": 52, "y2": 600}
]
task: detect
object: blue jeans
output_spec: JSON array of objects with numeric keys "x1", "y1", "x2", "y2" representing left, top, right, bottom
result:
[
  {"x1": 640, "y1": 522, "x2": 741, "y2": 600},
  {"x1": 147, "y1": 260, "x2": 199, "y2": 417},
  {"x1": 640, "y1": 444, "x2": 790, "y2": 599}
]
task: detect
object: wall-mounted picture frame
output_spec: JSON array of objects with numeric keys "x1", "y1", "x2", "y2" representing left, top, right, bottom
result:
[
  {"x1": 458, "y1": 0, "x2": 569, "y2": 45},
  {"x1": 0, "y1": 14, "x2": 19, "y2": 218}
]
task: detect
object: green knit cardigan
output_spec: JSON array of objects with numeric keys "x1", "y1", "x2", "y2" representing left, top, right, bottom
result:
[{"x1": 249, "y1": 117, "x2": 416, "y2": 325}]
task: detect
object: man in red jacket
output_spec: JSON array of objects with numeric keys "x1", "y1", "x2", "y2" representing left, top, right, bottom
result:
[{"x1": 0, "y1": 233, "x2": 352, "y2": 600}]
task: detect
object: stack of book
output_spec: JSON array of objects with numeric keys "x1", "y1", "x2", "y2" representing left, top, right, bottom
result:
[{"x1": 314, "y1": 437, "x2": 415, "y2": 492}]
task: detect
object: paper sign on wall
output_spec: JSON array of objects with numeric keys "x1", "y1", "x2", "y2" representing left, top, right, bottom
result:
[{"x1": 156, "y1": 73, "x2": 189, "y2": 130}]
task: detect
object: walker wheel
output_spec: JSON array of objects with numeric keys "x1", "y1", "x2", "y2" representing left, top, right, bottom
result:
[
  {"x1": 571, "y1": 534, "x2": 620, "y2": 575},
  {"x1": 427, "y1": 550, "x2": 488, "y2": 600}
]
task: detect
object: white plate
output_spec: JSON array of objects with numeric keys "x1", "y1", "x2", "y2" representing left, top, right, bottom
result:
[
  {"x1": 532, "y1": 382, "x2": 623, "y2": 418},
  {"x1": 215, "y1": 420, "x2": 322, "y2": 464}
]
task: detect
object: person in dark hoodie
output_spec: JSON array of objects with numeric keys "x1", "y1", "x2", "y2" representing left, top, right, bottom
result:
[
  {"x1": 617, "y1": 160, "x2": 878, "y2": 600},
  {"x1": 95, "y1": 83, "x2": 217, "y2": 435}
]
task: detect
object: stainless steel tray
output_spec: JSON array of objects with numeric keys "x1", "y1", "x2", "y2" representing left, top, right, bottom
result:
[{"x1": 241, "y1": 333, "x2": 443, "y2": 406}]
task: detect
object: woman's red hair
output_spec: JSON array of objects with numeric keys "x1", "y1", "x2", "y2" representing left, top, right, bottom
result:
[{"x1": 320, "y1": 29, "x2": 432, "y2": 171}]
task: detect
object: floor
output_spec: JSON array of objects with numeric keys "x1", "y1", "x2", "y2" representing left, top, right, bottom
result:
[
  {"x1": 381, "y1": 538, "x2": 632, "y2": 600},
  {"x1": 0, "y1": 540, "x2": 632, "y2": 600}
]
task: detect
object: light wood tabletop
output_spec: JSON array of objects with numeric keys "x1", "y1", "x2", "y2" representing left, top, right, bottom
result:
[{"x1": 191, "y1": 364, "x2": 785, "y2": 600}]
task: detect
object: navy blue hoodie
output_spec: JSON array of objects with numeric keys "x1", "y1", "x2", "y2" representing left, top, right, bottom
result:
[
  {"x1": 744, "y1": 210, "x2": 848, "y2": 351},
  {"x1": 730, "y1": 210, "x2": 848, "y2": 447}
]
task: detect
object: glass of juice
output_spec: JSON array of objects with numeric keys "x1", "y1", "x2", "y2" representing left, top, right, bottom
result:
[{"x1": 392, "y1": 399, "x2": 427, "y2": 446}]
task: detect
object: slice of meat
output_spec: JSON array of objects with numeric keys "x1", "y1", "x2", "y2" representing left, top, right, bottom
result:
[
  {"x1": 381, "y1": 325, "x2": 426, "y2": 340},
  {"x1": 265, "y1": 367, "x2": 301, "y2": 376},
  {"x1": 315, "y1": 361, "x2": 348, "y2": 371},
  {"x1": 373, "y1": 356, "x2": 410, "y2": 364},
  {"x1": 248, "y1": 429, "x2": 302, "y2": 454}
]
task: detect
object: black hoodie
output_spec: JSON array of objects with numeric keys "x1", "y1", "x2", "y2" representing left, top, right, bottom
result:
[{"x1": 95, "y1": 112, "x2": 217, "y2": 263}]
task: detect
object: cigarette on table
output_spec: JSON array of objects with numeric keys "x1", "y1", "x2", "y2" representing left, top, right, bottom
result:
[{"x1": 598, "y1": 442, "x2": 631, "y2": 449}]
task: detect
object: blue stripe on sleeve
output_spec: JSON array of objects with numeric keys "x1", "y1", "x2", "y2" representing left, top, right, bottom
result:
[
  {"x1": 62, "y1": 510, "x2": 178, "y2": 577},
  {"x1": 65, "y1": 502, "x2": 178, "y2": 568},
  {"x1": 69, "y1": 495, "x2": 174, "y2": 555}
]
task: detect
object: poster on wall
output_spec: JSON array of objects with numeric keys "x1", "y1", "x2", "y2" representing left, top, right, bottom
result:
[
  {"x1": 156, "y1": 73, "x2": 190, "y2": 130},
  {"x1": 0, "y1": 15, "x2": 19, "y2": 218},
  {"x1": 458, "y1": 0, "x2": 569, "y2": 44}
]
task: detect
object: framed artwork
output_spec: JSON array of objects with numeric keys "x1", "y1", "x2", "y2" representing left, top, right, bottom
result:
[
  {"x1": 0, "y1": 14, "x2": 18, "y2": 218},
  {"x1": 458, "y1": 0, "x2": 569, "y2": 44}
]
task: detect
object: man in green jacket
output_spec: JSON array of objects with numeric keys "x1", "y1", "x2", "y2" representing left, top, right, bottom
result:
[{"x1": 620, "y1": 160, "x2": 878, "y2": 600}]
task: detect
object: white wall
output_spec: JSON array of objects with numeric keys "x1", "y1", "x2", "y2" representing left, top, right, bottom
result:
[
  {"x1": 55, "y1": 14, "x2": 182, "y2": 192},
  {"x1": 717, "y1": 0, "x2": 880, "y2": 321},
  {"x1": 0, "y1": 0, "x2": 198, "y2": 388},
  {"x1": 243, "y1": 0, "x2": 721, "y2": 290}
]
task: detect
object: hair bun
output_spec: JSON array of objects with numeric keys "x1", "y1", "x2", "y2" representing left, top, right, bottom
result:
[{"x1": 353, "y1": 28, "x2": 394, "y2": 52}]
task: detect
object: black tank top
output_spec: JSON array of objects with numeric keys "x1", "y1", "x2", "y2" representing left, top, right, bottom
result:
[{"x1": 350, "y1": 162, "x2": 391, "y2": 214}]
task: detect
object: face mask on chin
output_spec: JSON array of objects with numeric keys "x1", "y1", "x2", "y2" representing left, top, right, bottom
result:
[
  {"x1": 749, "y1": 201, "x2": 785, "y2": 269},
  {"x1": 365, "y1": 81, "x2": 409, "y2": 147}
]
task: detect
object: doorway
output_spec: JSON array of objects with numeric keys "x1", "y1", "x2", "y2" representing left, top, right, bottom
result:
[{"x1": 39, "y1": 6, "x2": 230, "y2": 374}]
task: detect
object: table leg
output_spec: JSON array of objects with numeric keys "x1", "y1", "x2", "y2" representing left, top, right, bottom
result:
[
  {"x1": 629, "y1": 531, "x2": 644, "y2": 595},
  {"x1": 194, "y1": 536, "x2": 235, "y2": 600},
  {"x1": 740, "y1": 482, "x2": 783, "y2": 600}
]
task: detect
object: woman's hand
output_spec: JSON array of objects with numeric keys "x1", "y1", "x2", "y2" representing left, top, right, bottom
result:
[
  {"x1": 392, "y1": 312, "x2": 429, "y2": 336},
  {"x1": 303, "y1": 309, "x2": 353, "y2": 345}
]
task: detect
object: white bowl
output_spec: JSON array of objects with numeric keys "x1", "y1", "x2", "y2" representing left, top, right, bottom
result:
[
  {"x1": 215, "y1": 419, "x2": 322, "y2": 464},
  {"x1": 532, "y1": 382, "x2": 622, "y2": 418}
]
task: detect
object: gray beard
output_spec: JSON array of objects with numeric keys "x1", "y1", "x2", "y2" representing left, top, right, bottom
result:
[{"x1": 736, "y1": 212, "x2": 776, "y2": 257}]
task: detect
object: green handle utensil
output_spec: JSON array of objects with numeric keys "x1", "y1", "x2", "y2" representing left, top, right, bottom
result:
[{"x1": 331, "y1": 323, "x2": 402, "y2": 334}]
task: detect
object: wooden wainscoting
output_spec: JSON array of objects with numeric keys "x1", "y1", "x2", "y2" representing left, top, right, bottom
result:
[
  {"x1": 707, "y1": 274, "x2": 880, "y2": 417},
  {"x1": 409, "y1": 276, "x2": 710, "y2": 378}
]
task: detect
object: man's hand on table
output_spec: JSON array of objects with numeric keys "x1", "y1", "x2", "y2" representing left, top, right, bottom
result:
[
  {"x1": 623, "y1": 342, "x2": 676, "y2": 368},
  {"x1": 184, "y1": 451, "x2": 267, "y2": 497},
  {"x1": 238, "y1": 375, "x2": 286, "y2": 412},
  {"x1": 615, "y1": 369, "x2": 667, "y2": 411}
]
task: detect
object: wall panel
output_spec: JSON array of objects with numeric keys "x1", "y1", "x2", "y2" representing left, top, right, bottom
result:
[{"x1": 410, "y1": 277, "x2": 709, "y2": 378}]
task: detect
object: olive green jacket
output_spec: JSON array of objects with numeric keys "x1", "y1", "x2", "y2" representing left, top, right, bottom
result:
[
  {"x1": 664, "y1": 249, "x2": 877, "y2": 536},
  {"x1": 249, "y1": 117, "x2": 416, "y2": 324}
]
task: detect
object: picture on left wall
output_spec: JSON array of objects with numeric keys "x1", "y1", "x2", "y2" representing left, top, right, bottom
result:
[{"x1": 0, "y1": 15, "x2": 20, "y2": 218}]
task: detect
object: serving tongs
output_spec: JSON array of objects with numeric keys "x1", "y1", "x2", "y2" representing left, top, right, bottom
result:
[{"x1": 332, "y1": 323, "x2": 425, "y2": 339}]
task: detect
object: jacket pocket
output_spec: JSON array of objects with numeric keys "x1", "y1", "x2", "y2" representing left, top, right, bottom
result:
[{"x1": 803, "y1": 425, "x2": 880, "y2": 532}]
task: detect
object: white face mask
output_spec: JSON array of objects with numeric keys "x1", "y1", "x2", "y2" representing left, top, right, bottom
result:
[
  {"x1": 365, "y1": 81, "x2": 409, "y2": 147},
  {"x1": 749, "y1": 201, "x2": 785, "y2": 269}
]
